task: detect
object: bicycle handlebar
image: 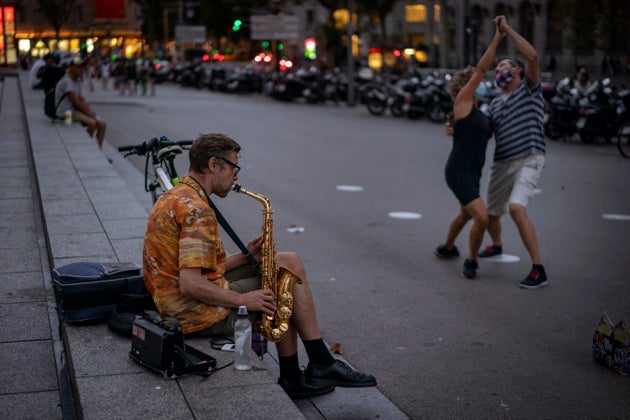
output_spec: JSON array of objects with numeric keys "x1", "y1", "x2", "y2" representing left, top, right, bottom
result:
[{"x1": 118, "y1": 137, "x2": 194, "y2": 156}]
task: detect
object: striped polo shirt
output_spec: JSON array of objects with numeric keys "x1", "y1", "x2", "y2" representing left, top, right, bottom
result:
[{"x1": 488, "y1": 79, "x2": 546, "y2": 161}]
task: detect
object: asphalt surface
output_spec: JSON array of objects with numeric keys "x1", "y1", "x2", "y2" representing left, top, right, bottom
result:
[{"x1": 93, "y1": 80, "x2": 630, "y2": 419}]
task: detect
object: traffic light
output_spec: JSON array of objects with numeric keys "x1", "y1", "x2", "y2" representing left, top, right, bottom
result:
[
  {"x1": 232, "y1": 19, "x2": 242, "y2": 31},
  {"x1": 304, "y1": 38, "x2": 316, "y2": 60}
]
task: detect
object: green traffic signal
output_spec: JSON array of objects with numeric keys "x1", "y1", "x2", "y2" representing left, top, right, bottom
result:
[{"x1": 232, "y1": 19, "x2": 242, "y2": 31}]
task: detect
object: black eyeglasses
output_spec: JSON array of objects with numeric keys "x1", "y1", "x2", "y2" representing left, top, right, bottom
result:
[{"x1": 218, "y1": 156, "x2": 241, "y2": 175}]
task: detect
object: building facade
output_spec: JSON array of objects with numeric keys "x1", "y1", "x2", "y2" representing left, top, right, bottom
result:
[
  {"x1": 11, "y1": 0, "x2": 142, "y2": 63},
  {"x1": 5, "y1": 0, "x2": 628, "y2": 81},
  {"x1": 381, "y1": 0, "x2": 629, "y2": 78}
]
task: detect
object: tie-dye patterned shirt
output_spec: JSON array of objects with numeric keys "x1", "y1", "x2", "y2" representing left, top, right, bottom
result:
[{"x1": 142, "y1": 176, "x2": 229, "y2": 334}]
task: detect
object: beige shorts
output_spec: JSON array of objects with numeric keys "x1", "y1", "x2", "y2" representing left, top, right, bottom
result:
[
  {"x1": 487, "y1": 154, "x2": 545, "y2": 216},
  {"x1": 71, "y1": 110, "x2": 93, "y2": 125},
  {"x1": 188, "y1": 264, "x2": 261, "y2": 337}
]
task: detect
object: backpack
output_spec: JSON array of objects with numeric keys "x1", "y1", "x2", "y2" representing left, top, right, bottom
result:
[{"x1": 44, "y1": 88, "x2": 67, "y2": 119}]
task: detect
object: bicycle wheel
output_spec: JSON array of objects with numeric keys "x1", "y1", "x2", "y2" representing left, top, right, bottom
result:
[{"x1": 617, "y1": 122, "x2": 630, "y2": 158}]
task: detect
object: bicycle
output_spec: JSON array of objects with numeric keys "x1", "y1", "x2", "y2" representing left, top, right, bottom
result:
[
  {"x1": 617, "y1": 122, "x2": 630, "y2": 158},
  {"x1": 118, "y1": 136, "x2": 194, "y2": 203}
]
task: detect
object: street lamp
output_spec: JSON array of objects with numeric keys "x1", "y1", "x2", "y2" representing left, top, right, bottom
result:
[{"x1": 346, "y1": 0, "x2": 355, "y2": 106}]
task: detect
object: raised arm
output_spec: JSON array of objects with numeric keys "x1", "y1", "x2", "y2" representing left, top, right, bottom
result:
[
  {"x1": 453, "y1": 21, "x2": 504, "y2": 120},
  {"x1": 495, "y1": 15, "x2": 539, "y2": 84}
]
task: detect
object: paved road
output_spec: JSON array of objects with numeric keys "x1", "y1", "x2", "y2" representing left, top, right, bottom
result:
[{"x1": 91, "y1": 83, "x2": 630, "y2": 419}]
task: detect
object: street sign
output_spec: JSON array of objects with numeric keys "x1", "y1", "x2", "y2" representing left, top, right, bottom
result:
[
  {"x1": 251, "y1": 15, "x2": 298, "y2": 40},
  {"x1": 175, "y1": 25, "x2": 206, "y2": 44}
]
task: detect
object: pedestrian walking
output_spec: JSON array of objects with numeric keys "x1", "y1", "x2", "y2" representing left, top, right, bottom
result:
[{"x1": 100, "y1": 57, "x2": 111, "y2": 90}]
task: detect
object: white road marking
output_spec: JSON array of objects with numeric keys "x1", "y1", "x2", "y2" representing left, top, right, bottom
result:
[
  {"x1": 388, "y1": 212, "x2": 422, "y2": 220},
  {"x1": 336, "y1": 185, "x2": 364, "y2": 192},
  {"x1": 482, "y1": 254, "x2": 520, "y2": 263},
  {"x1": 601, "y1": 213, "x2": 630, "y2": 221}
]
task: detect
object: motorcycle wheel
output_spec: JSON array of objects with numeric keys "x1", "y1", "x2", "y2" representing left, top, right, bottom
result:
[
  {"x1": 428, "y1": 102, "x2": 447, "y2": 123},
  {"x1": 408, "y1": 108, "x2": 422, "y2": 120},
  {"x1": 306, "y1": 92, "x2": 320, "y2": 104},
  {"x1": 579, "y1": 125, "x2": 610, "y2": 144},
  {"x1": 367, "y1": 98, "x2": 386, "y2": 116},
  {"x1": 579, "y1": 132, "x2": 595, "y2": 144},
  {"x1": 390, "y1": 99, "x2": 406, "y2": 117},
  {"x1": 544, "y1": 120, "x2": 563, "y2": 140},
  {"x1": 617, "y1": 122, "x2": 630, "y2": 158}
]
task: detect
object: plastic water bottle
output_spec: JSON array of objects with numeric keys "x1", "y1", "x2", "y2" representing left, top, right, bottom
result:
[{"x1": 234, "y1": 306, "x2": 252, "y2": 370}]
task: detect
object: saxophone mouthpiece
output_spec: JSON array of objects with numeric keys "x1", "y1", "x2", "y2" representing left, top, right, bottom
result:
[{"x1": 233, "y1": 183, "x2": 242, "y2": 192}]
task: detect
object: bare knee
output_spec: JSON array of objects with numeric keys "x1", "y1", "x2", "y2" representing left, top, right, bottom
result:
[
  {"x1": 458, "y1": 209, "x2": 472, "y2": 223},
  {"x1": 474, "y1": 212, "x2": 489, "y2": 230},
  {"x1": 276, "y1": 251, "x2": 302, "y2": 271},
  {"x1": 509, "y1": 203, "x2": 527, "y2": 222}
]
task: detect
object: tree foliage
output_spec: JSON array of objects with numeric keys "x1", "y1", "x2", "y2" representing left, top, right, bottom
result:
[{"x1": 35, "y1": 0, "x2": 76, "y2": 39}]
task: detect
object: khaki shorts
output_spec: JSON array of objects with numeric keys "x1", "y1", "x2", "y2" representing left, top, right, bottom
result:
[
  {"x1": 189, "y1": 264, "x2": 261, "y2": 337},
  {"x1": 71, "y1": 110, "x2": 94, "y2": 125},
  {"x1": 487, "y1": 154, "x2": 545, "y2": 216}
]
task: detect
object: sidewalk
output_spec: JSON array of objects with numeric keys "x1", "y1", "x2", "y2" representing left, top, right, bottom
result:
[{"x1": 0, "y1": 70, "x2": 407, "y2": 419}]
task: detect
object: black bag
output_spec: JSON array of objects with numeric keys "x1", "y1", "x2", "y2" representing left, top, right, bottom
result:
[
  {"x1": 108, "y1": 299, "x2": 157, "y2": 337},
  {"x1": 130, "y1": 311, "x2": 217, "y2": 379},
  {"x1": 52, "y1": 262, "x2": 149, "y2": 323},
  {"x1": 44, "y1": 89, "x2": 67, "y2": 119}
]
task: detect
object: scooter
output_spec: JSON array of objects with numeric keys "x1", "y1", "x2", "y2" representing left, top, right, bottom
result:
[{"x1": 544, "y1": 78, "x2": 581, "y2": 140}]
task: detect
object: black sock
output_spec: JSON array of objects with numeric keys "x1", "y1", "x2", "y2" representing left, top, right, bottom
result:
[
  {"x1": 278, "y1": 353, "x2": 302, "y2": 381},
  {"x1": 303, "y1": 338, "x2": 335, "y2": 366}
]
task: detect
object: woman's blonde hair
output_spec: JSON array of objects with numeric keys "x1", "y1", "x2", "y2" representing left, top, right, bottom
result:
[{"x1": 448, "y1": 66, "x2": 475, "y2": 100}]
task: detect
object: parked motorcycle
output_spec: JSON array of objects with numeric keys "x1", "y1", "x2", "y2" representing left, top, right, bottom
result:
[
  {"x1": 577, "y1": 79, "x2": 629, "y2": 144},
  {"x1": 364, "y1": 82, "x2": 407, "y2": 116},
  {"x1": 403, "y1": 76, "x2": 452, "y2": 122},
  {"x1": 271, "y1": 69, "x2": 324, "y2": 104},
  {"x1": 544, "y1": 77, "x2": 581, "y2": 140}
]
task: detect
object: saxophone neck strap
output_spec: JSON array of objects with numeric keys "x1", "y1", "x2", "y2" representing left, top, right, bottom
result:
[
  {"x1": 207, "y1": 198, "x2": 260, "y2": 269},
  {"x1": 185, "y1": 177, "x2": 259, "y2": 269}
]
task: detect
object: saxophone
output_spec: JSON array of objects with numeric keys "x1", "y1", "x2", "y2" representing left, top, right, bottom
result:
[{"x1": 232, "y1": 184, "x2": 302, "y2": 342}]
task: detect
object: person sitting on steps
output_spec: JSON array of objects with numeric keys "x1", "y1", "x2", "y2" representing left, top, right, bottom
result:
[
  {"x1": 142, "y1": 133, "x2": 377, "y2": 400},
  {"x1": 55, "y1": 57, "x2": 107, "y2": 149}
]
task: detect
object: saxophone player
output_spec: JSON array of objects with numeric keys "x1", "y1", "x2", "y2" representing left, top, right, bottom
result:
[{"x1": 143, "y1": 133, "x2": 376, "y2": 399}]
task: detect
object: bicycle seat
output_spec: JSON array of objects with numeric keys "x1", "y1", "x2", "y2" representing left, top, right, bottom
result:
[{"x1": 157, "y1": 146, "x2": 183, "y2": 160}]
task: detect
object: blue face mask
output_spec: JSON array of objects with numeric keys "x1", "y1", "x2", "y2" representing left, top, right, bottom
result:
[
  {"x1": 474, "y1": 82, "x2": 487, "y2": 100},
  {"x1": 495, "y1": 69, "x2": 514, "y2": 88}
]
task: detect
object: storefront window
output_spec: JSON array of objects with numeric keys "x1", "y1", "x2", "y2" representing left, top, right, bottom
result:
[
  {"x1": 0, "y1": 6, "x2": 17, "y2": 65},
  {"x1": 406, "y1": 4, "x2": 427, "y2": 23}
]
